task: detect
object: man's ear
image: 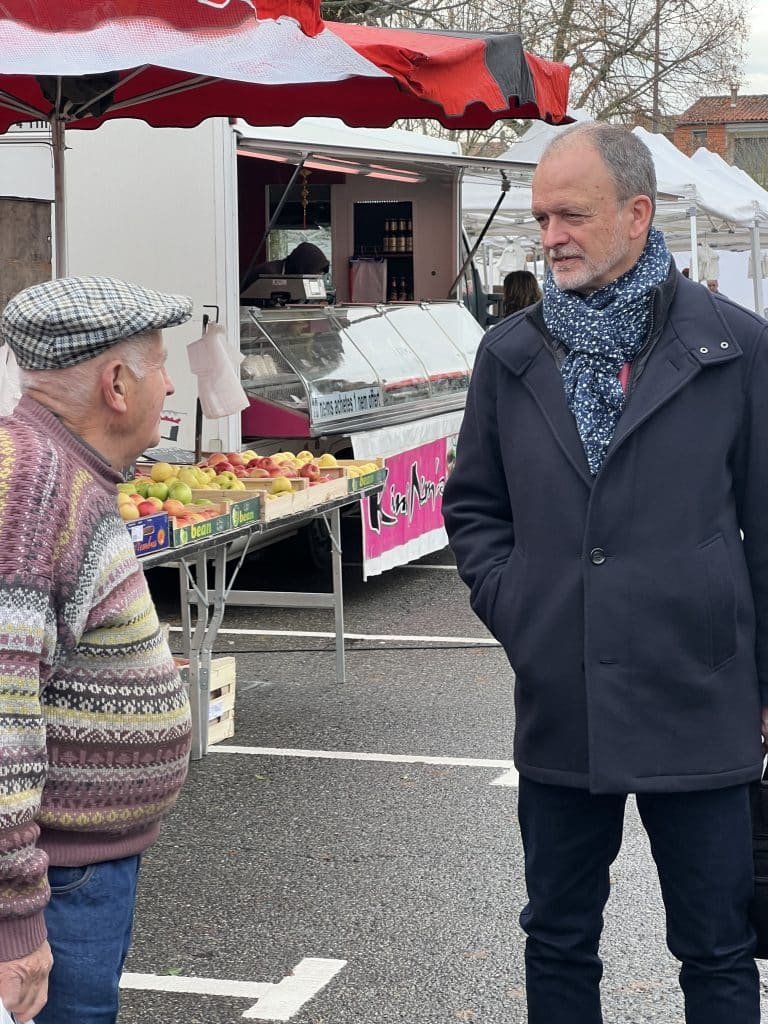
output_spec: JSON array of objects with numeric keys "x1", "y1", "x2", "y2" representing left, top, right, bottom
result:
[
  {"x1": 102, "y1": 360, "x2": 127, "y2": 413},
  {"x1": 628, "y1": 195, "x2": 654, "y2": 240}
]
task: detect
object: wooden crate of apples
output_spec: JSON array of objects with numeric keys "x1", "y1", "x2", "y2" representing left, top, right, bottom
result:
[
  {"x1": 195, "y1": 449, "x2": 347, "y2": 516},
  {"x1": 117, "y1": 461, "x2": 227, "y2": 534}
]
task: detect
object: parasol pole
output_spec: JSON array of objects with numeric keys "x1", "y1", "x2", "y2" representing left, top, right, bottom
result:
[{"x1": 52, "y1": 115, "x2": 67, "y2": 277}]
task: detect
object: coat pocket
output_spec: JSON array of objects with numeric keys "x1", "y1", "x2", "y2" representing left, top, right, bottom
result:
[
  {"x1": 699, "y1": 533, "x2": 737, "y2": 670},
  {"x1": 488, "y1": 547, "x2": 527, "y2": 656}
]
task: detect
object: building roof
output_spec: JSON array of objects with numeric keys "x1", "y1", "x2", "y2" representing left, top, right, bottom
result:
[{"x1": 677, "y1": 95, "x2": 768, "y2": 125}]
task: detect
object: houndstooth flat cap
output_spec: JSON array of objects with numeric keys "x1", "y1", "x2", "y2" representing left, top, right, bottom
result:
[{"x1": 0, "y1": 276, "x2": 193, "y2": 370}]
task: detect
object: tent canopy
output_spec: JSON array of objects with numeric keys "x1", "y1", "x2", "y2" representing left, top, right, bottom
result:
[{"x1": 462, "y1": 120, "x2": 768, "y2": 249}]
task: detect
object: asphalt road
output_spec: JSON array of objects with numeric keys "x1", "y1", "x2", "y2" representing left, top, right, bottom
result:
[{"x1": 119, "y1": 544, "x2": 768, "y2": 1023}]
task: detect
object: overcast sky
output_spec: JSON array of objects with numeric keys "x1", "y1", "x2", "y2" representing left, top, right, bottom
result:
[{"x1": 744, "y1": 2, "x2": 768, "y2": 92}]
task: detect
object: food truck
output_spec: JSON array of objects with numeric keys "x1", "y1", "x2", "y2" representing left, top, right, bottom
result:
[{"x1": 1, "y1": 117, "x2": 532, "y2": 573}]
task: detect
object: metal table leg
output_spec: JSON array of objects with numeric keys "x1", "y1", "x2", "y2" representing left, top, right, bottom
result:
[{"x1": 227, "y1": 508, "x2": 347, "y2": 684}]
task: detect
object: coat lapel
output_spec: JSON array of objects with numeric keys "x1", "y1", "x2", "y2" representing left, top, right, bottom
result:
[
  {"x1": 604, "y1": 299, "x2": 742, "y2": 466},
  {"x1": 488, "y1": 325, "x2": 593, "y2": 488},
  {"x1": 487, "y1": 286, "x2": 743, "y2": 489}
]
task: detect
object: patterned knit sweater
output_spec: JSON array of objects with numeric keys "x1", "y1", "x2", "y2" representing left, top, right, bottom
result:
[{"x1": 0, "y1": 396, "x2": 191, "y2": 961}]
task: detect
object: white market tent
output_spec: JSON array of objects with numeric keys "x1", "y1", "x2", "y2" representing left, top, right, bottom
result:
[{"x1": 462, "y1": 118, "x2": 768, "y2": 313}]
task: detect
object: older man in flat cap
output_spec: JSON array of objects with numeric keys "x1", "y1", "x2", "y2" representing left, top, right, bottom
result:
[{"x1": 0, "y1": 276, "x2": 193, "y2": 1023}]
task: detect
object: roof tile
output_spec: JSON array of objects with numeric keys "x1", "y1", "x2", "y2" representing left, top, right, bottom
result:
[{"x1": 677, "y1": 95, "x2": 768, "y2": 124}]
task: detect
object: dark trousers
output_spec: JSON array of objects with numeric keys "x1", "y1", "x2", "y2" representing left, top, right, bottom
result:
[{"x1": 517, "y1": 777, "x2": 760, "y2": 1024}]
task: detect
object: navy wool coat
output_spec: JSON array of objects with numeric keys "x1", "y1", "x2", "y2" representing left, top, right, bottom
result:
[{"x1": 443, "y1": 272, "x2": 768, "y2": 793}]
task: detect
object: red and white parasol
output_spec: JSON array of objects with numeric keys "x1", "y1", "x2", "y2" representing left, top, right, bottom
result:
[{"x1": 0, "y1": 0, "x2": 571, "y2": 271}]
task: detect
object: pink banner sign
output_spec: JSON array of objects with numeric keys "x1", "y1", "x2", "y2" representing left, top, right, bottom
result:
[{"x1": 362, "y1": 437, "x2": 450, "y2": 561}]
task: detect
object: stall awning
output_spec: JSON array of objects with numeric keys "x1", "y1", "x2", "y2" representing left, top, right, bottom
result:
[{"x1": 235, "y1": 120, "x2": 538, "y2": 186}]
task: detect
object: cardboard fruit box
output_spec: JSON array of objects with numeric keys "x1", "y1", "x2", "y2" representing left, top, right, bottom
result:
[
  {"x1": 174, "y1": 655, "x2": 236, "y2": 745},
  {"x1": 125, "y1": 511, "x2": 170, "y2": 558},
  {"x1": 335, "y1": 458, "x2": 387, "y2": 492},
  {"x1": 188, "y1": 490, "x2": 263, "y2": 532},
  {"x1": 167, "y1": 503, "x2": 231, "y2": 547}
]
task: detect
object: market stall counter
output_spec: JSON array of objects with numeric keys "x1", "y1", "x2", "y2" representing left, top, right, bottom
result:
[
  {"x1": 239, "y1": 300, "x2": 484, "y2": 576},
  {"x1": 139, "y1": 482, "x2": 383, "y2": 759}
]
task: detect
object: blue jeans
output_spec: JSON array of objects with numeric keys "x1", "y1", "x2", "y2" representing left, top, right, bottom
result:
[
  {"x1": 36, "y1": 855, "x2": 141, "y2": 1024},
  {"x1": 518, "y1": 778, "x2": 759, "y2": 1024}
]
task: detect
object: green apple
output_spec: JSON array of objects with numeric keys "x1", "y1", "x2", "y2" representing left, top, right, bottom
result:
[
  {"x1": 168, "y1": 480, "x2": 193, "y2": 505},
  {"x1": 146, "y1": 481, "x2": 169, "y2": 501},
  {"x1": 133, "y1": 478, "x2": 152, "y2": 498}
]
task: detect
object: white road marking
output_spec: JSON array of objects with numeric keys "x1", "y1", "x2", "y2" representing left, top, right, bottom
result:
[
  {"x1": 396, "y1": 563, "x2": 458, "y2": 570},
  {"x1": 169, "y1": 625, "x2": 499, "y2": 646},
  {"x1": 120, "y1": 973, "x2": 270, "y2": 998},
  {"x1": 243, "y1": 957, "x2": 347, "y2": 1021},
  {"x1": 490, "y1": 767, "x2": 520, "y2": 787},
  {"x1": 120, "y1": 957, "x2": 347, "y2": 1021},
  {"x1": 211, "y1": 744, "x2": 517, "y2": 783}
]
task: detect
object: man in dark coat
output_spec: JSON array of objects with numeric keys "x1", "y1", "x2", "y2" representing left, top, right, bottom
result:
[{"x1": 443, "y1": 122, "x2": 768, "y2": 1023}]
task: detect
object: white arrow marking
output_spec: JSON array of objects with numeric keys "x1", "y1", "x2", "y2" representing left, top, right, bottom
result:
[
  {"x1": 120, "y1": 957, "x2": 347, "y2": 1020},
  {"x1": 243, "y1": 957, "x2": 347, "y2": 1020}
]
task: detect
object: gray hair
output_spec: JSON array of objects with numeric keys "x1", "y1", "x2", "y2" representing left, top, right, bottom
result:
[
  {"x1": 542, "y1": 123, "x2": 657, "y2": 217},
  {"x1": 19, "y1": 331, "x2": 160, "y2": 417}
]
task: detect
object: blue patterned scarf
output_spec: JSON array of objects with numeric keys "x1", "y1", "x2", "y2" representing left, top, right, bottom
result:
[{"x1": 543, "y1": 227, "x2": 671, "y2": 475}]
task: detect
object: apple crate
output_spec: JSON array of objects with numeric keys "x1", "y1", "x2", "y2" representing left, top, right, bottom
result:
[
  {"x1": 174, "y1": 655, "x2": 236, "y2": 745},
  {"x1": 335, "y1": 458, "x2": 387, "y2": 492},
  {"x1": 168, "y1": 503, "x2": 231, "y2": 547},
  {"x1": 125, "y1": 511, "x2": 170, "y2": 558},
  {"x1": 304, "y1": 474, "x2": 349, "y2": 506},
  {"x1": 188, "y1": 490, "x2": 263, "y2": 531},
  {"x1": 241, "y1": 477, "x2": 310, "y2": 520}
]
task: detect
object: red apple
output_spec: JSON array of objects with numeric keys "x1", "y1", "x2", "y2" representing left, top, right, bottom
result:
[
  {"x1": 268, "y1": 466, "x2": 287, "y2": 477},
  {"x1": 232, "y1": 466, "x2": 248, "y2": 477},
  {"x1": 247, "y1": 467, "x2": 270, "y2": 479},
  {"x1": 214, "y1": 461, "x2": 234, "y2": 475},
  {"x1": 246, "y1": 458, "x2": 262, "y2": 469},
  {"x1": 206, "y1": 452, "x2": 229, "y2": 467},
  {"x1": 138, "y1": 499, "x2": 162, "y2": 516},
  {"x1": 257, "y1": 457, "x2": 278, "y2": 472},
  {"x1": 227, "y1": 452, "x2": 245, "y2": 467},
  {"x1": 299, "y1": 462, "x2": 321, "y2": 480}
]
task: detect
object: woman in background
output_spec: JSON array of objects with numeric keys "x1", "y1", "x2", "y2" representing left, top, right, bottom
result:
[{"x1": 502, "y1": 269, "x2": 542, "y2": 316}]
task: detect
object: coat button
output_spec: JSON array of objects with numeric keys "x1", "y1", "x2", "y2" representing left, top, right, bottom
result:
[{"x1": 589, "y1": 547, "x2": 606, "y2": 565}]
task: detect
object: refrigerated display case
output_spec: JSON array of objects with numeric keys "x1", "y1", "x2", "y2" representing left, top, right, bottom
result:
[
  {"x1": 239, "y1": 299, "x2": 484, "y2": 575},
  {"x1": 239, "y1": 300, "x2": 481, "y2": 439}
]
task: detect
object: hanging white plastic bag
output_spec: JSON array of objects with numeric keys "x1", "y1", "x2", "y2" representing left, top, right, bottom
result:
[
  {"x1": 186, "y1": 323, "x2": 249, "y2": 420},
  {"x1": 0, "y1": 346, "x2": 22, "y2": 417}
]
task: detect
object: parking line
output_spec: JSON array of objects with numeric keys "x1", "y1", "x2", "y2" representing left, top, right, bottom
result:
[
  {"x1": 169, "y1": 625, "x2": 500, "y2": 645},
  {"x1": 210, "y1": 744, "x2": 519, "y2": 787},
  {"x1": 121, "y1": 956, "x2": 347, "y2": 1021}
]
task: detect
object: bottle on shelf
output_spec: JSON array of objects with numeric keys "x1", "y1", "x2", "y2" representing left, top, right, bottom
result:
[
  {"x1": 396, "y1": 218, "x2": 407, "y2": 253},
  {"x1": 398, "y1": 276, "x2": 408, "y2": 302},
  {"x1": 389, "y1": 276, "x2": 399, "y2": 303},
  {"x1": 382, "y1": 219, "x2": 392, "y2": 253},
  {"x1": 405, "y1": 219, "x2": 413, "y2": 253}
]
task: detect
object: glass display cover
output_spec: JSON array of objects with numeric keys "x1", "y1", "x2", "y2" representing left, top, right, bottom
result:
[
  {"x1": 335, "y1": 306, "x2": 430, "y2": 406},
  {"x1": 240, "y1": 301, "x2": 483, "y2": 431},
  {"x1": 382, "y1": 305, "x2": 472, "y2": 394}
]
